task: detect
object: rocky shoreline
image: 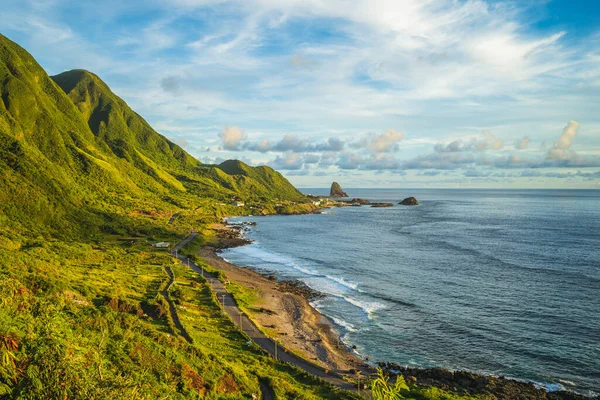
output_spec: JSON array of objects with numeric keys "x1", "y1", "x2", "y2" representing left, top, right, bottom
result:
[
  {"x1": 378, "y1": 363, "x2": 594, "y2": 400},
  {"x1": 213, "y1": 218, "x2": 596, "y2": 400}
]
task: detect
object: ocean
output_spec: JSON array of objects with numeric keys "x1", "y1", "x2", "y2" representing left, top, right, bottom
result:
[{"x1": 222, "y1": 189, "x2": 600, "y2": 395}]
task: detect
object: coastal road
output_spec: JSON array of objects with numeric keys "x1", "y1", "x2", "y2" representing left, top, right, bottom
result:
[{"x1": 171, "y1": 232, "x2": 357, "y2": 393}]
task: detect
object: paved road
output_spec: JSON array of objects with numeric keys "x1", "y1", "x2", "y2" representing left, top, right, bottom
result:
[{"x1": 171, "y1": 232, "x2": 357, "y2": 393}]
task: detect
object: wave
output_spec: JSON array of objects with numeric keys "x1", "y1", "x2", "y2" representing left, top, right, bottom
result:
[
  {"x1": 325, "y1": 275, "x2": 360, "y2": 291},
  {"x1": 227, "y1": 244, "x2": 365, "y2": 293},
  {"x1": 226, "y1": 244, "x2": 395, "y2": 320},
  {"x1": 369, "y1": 292, "x2": 418, "y2": 309},
  {"x1": 330, "y1": 316, "x2": 358, "y2": 333},
  {"x1": 228, "y1": 245, "x2": 320, "y2": 276},
  {"x1": 340, "y1": 295, "x2": 386, "y2": 318}
]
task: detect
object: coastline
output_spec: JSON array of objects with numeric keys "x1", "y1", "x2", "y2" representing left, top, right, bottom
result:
[
  {"x1": 199, "y1": 223, "x2": 366, "y2": 374},
  {"x1": 198, "y1": 217, "x2": 597, "y2": 400}
]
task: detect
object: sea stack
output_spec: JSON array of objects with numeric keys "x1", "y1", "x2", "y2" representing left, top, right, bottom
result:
[
  {"x1": 399, "y1": 197, "x2": 419, "y2": 206},
  {"x1": 329, "y1": 182, "x2": 349, "y2": 198}
]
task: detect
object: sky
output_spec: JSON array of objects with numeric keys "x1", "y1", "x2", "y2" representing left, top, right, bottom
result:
[{"x1": 2, "y1": 0, "x2": 600, "y2": 188}]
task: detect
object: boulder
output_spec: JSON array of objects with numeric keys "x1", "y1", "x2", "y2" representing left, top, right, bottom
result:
[
  {"x1": 329, "y1": 182, "x2": 349, "y2": 198},
  {"x1": 399, "y1": 197, "x2": 419, "y2": 206}
]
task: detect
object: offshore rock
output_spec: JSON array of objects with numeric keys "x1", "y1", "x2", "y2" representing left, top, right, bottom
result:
[
  {"x1": 399, "y1": 197, "x2": 419, "y2": 206},
  {"x1": 329, "y1": 182, "x2": 349, "y2": 198},
  {"x1": 371, "y1": 203, "x2": 394, "y2": 208}
]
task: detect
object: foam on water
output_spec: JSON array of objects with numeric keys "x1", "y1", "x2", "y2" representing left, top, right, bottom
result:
[
  {"x1": 339, "y1": 295, "x2": 386, "y2": 317},
  {"x1": 330, "y1": 316, "x2": 358, "y2": 333},
  {"x1": 326, "y1": 275, "x2": 360, "y2": 290},
  {"x1": 227, "y1": 243, "x2": 367, "y2": 297},
  {"x1": 226, "y1": 242, "x2": 387, "y2": 320}
]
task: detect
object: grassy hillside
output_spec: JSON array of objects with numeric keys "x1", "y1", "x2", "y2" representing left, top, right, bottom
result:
[
  {"x1": 0, "y1": 236, "x2": 356, "y2": 399},
  {"x1": 0, "y1": 33, "x2": 343, "y2": 399},
  {"x1": 0, "y1": 33, "x2": 310, "y2": 239},
  {"x1": 52, "y1": 69, "x2": 199, "y2": 175},
  {"x1": 217, "y1": 160, "x2": 307, "y2": 203}
]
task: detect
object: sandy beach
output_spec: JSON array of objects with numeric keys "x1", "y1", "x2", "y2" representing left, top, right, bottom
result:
[{"x1": 198, "y1": 223, "x2": 365, "y2": 374}]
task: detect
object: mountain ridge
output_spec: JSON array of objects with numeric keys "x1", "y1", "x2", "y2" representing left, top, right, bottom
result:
[{"x1": 0, "y1": 33, "x2": 309, "y2": 238}]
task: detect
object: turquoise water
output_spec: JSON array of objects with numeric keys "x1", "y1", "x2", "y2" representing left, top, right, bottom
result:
[{"x1": 223, "y1": 189, "x2": 600, "y2": 395}]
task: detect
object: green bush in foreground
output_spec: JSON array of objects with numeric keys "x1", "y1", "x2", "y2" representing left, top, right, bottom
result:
[{"x1": 370, "y1": 369, "x2": 485, "y2": 400}]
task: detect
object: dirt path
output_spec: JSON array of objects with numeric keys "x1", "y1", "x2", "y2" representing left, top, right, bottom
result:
[
  {"x1": 161, "y1": 266, "x2": 193, "y2": 344},
  {"x1": 259, "y1": 379, "x2": 275, "y2": 400},
  {"x1": 171, "y1": 232, "x2": 357, "y2": 392},
  {"x1": 168, "y1": 212, "x2": 181, "y2": 225}
]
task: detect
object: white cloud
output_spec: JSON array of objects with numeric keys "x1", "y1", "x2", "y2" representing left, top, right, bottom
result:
[
  {"x1": 434, "y1": 131, "x2": 503, "y2": 153},
  {"x1": 365, "y1": 129, "x2": 405, "y2": 153},
  {"x1": 269, "y1": 151, "x2": 304, "y2": 170},
  {"x1": 547, "y1": 120, "x2": 579, "y2": 160},
  {"x1": 219, "y1": 126, "x2": 246, "y2": 150}
]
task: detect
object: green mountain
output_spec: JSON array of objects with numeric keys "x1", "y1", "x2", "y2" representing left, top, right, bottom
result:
[
  {"x1": 0, "y1": 33, "x2": 307, "y2": 239},
  {"x1": 51, "y1": 69, "x2": 199, "y2": 175},
  {"x1": 0, "y1": 34, "x2": 355, "y2": 400}
]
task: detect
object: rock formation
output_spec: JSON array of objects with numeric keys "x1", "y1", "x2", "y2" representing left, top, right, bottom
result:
[
  {"x1": 329, "y1": 182, "x2": 349, "y2": 197},
  {"x1": 399, "y1": 197, "x2": 419, "y2": 206},
  {"x1": 371, "y1": 203, "x2": 394, "y2": 207},
  {"x1": 350, "y1": 198, "x2": 371, "y2": 205}
]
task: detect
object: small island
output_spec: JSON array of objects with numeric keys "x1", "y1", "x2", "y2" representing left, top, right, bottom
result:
[{"x1": 399, "y1": 197, "x2": 419, "y2": 206}]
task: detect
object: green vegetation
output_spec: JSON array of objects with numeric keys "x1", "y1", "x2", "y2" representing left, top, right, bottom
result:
[
  {"x1": 0, "y1": 236, "x2": 360, "y2": 399},
  {"x1": 369, "y1": 369, "x2": 487, "y2": 400},
  {"x1": 0, "y1": 33, "x2": 344, "y2": 399}
]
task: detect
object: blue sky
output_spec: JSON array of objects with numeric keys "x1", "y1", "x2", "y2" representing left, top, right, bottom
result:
[{"x1": 2, "y1": 0, "x2": 600, "y2": 188}]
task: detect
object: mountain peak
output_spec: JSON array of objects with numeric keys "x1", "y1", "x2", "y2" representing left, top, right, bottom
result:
[{"x1": 51, "y1": 69, "x2": 102, "y2": 94}]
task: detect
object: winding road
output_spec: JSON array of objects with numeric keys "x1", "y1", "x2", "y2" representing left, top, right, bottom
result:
[{"x1": 170, "y1": 232, "x2": 357, "y2": 393}]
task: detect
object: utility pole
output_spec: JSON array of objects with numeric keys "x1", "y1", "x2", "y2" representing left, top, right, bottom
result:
[{"x1": 175, "y1": 249, "x2": 178, "y2": 259}]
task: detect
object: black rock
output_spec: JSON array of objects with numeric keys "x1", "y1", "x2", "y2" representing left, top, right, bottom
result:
[
  {"x1": 399, "y1": 197, "x2": 419, "y2": 206},
  {"x1": 371, "y1": 203, "x2": 394, "y2": 207},
  {"x1": 329, "y1": 182, "x2": 349, "y2": 198}
]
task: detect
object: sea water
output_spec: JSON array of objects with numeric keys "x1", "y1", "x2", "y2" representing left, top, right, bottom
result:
[{"x1": 222, "y1": 189, "x2": 600, "y2": 395}]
